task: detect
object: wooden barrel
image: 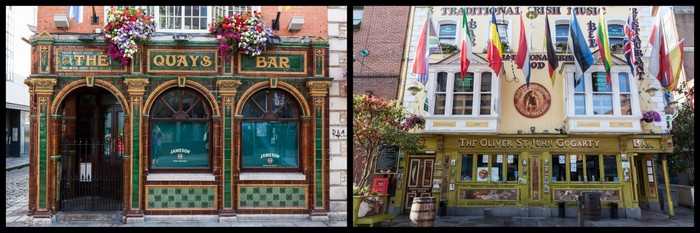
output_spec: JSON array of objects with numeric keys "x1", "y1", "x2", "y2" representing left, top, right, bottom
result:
[
  {"x1": 409, "y1": 197, "x2": 436, "y2": 227},
  {"x1": 582, "y1": 192, "x2": 601, "y2": 220}
]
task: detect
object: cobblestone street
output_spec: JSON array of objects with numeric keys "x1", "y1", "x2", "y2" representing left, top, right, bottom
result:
[{"x1": 6, "y1": 166, "x2": 31, "y2": 226}]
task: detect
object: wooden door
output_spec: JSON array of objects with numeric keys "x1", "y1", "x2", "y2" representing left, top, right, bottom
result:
[{"x1": 403, "y1": 157, "x2": 435, "y2": 213}]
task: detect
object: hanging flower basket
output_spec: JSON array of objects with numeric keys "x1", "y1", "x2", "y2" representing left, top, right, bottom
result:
[
  {"x1": 102, "y1": 6, "x2": 156, "y2": 67},
  {"x1": 209, "y1": 11, "x2": 274, "y2": 62},
  {"x1": 641, "y1": 110, "x2": 662, "y2": 123}
]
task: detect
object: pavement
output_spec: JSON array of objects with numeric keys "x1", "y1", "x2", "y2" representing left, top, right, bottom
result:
[
  {"x1": 6, "y1": 154, "x2": 29, "y2": 171},
  {"x1": 372, "y1": 205, "x2": 694, "y2": 227}
]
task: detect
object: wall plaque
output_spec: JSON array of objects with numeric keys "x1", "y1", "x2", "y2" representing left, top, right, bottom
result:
[{"x1": 514, "y1": 83, "x2": 551, "y2": 118}]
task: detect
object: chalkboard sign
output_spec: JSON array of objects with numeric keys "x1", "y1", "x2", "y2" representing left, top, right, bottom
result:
[
  {"x1": 375, "y1": 145, "x2": 400, "y2": 174},
  {"x1": 592, "y1": 72, "x2": 610, "y2": 92}
]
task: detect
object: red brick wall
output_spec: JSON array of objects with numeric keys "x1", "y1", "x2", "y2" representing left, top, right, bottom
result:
[
  {"x1": 36, "y1": 6, "x2": 327, "y2": 37},
  {"x1": 352, "y1": 6, "x2": 410, "y2": 77},
  {"x1": 260, "y1": 6, "x2": 328, "y2": 37},
  {"x1": 352, "y1": 76, "x2": 400, "y2": 100},
  {"x1": 37, "y1": 6, "x2": 106, "y2": 33}
]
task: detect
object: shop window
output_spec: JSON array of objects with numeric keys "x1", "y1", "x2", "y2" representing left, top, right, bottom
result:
[
  {"x1": 241, "y1": 89, "x2": 300, "y2": 171},
  {"x1": 150, "y1": 88, "x2": 211, "y2": 171},
  {"x1": 585, "y1": 155, "x2": 600, "y2": 181},
  {"x1": 506, "y1": 154, "x2": 518, "y2": 181},
  {"x1": 569, "y1": 155, "x2": 584, "y2": 181},
  {"x1": 439, "y1": 24, "x2": 457, "y2": 45},
  {"x1": 431, "y1": 71, "x2": 496, "y2": 116},
  {"x1": 491, "y1": 154, "x2": 503, "y2": 182},
  {"x1": 552, "y1": 154, "x2": 566, "y2": 182},
  {"x1": 476, "y1": 154, "x2": 489, "y2": 182},
  {"x1": 603, "y1": 155, "x2": 619, "y2": 182},
  {"x1": 460, "y1": 154, "x2": 474, "y2": 181}
]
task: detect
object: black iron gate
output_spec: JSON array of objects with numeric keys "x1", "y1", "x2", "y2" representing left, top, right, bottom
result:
[{"x1": 59, "y1": 138, "x2": 123, "y2": 211}]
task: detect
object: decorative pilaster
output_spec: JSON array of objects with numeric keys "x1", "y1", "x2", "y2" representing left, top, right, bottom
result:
[
  {"x1": 306, "y1": 80, "x2": 332, "y2": 220},
  {"x1": 32, "y1": 78, "x2": 56, "y2": 220},
  {"x1": 216, "y1": 79, "x2": 241, "y2": 220},
  {"x1": 123, "y1": 78, "x2": 149, "y2": 221},
  {"x1": 25, "y1": 79, "x2": 37, "y2": 216},
  {"x1": 311, "y1": 36, "x2": 329, "y2": 77},
  {"x1": 36, "y1": 31, "x2": 54, "y2": 74}
]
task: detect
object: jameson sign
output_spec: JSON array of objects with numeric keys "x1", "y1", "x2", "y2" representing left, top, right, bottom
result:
[{"x1": 440, "y1": 7, "x2": 603, "y2": 16}]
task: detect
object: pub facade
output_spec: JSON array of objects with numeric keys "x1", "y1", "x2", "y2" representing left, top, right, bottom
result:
[
  {"x1": 26, "y1": 6, "x2": 334, "y2": 224},
  {"x1": 392, "y1": 6, "x2": 682, "y2": 219}
]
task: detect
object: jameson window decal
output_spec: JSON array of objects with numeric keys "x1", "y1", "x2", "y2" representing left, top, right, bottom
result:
[
  {"x1": 242, "y1": 122, "x2": 299, "y2": 167},
  {"x1": 152, "y1": 122, "x2": 210, "y2": 168}
]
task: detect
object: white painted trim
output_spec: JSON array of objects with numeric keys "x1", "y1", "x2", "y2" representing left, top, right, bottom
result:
[
  {"x1": 239, "y1": 172, "x2": 306, "y2": 181},
  {"x1": 147, "y1": 173, "x2": 216, "y2": 181}
]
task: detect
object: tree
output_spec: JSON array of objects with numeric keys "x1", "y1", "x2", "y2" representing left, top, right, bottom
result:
[
  {"x1": 669, "y1": 81, "x2": 694, "y2": 186},
  {"x1": 353, "y1": 95, "x2": 425, "y2": 190}
]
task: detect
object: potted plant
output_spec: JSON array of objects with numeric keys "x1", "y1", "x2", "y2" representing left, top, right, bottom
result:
[
  {"x1": 209, "y1": 10, "x2": 273, "y2": 62},
  {"x1": 556, "y1": 42, "x2": 567, "y2": 51},
  {"x1": 641, "y1": 110, "x2": 662, "y2": 123},
  {"x1": 438, "y1": 43, "x2": 458, "y2": 54},
  {"x1": 611, "y1": 42, "x2": 624, "y2": 52},
  {"x1": 102, "y1": 6, "x2": 156, "y2": 67},
  {"x1": 501, "y1": 41, "x2": 511, "y2": 52}
]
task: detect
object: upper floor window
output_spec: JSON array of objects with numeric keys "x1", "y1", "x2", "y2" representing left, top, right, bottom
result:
[
  {"x1": 439, "y1": 24, "x2": 457, "y2": 45},
  {"x1": 214, "y1": 6, "x2": 252, "y2": 17},
  {"x1": 241, "y1": 89, "x2": 300, "y2": 172},
  {"x1": 353, "y1": 6, "x2": 363, "y2": 28},
  {"x1": 484, "y1": 19, "x2": 511, "y2": 51},
  {"x1": 107, "y1": 6, "x2": 258, "y2": 33},
  {"x1": 569, "y1": 70, "x2": 636, "y2": 117},
  {"x1": 608, "y1": 24, "x2": 624, "y2": 48},
  {"x1": 433, "y1": 71, "x2": 496, "y2": 116},
  {"x1": 69, "y1": 6, "x2": 83, "y2": 24},
  {"x1": 555, "y1": 24, "x2": 569, "y2": 44},
  {"x1": 150, "y1": 88, "x2": 211, "y2": 171}
]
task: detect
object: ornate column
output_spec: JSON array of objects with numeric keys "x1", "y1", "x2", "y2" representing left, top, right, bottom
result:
[
  {"x1": 24, "y1": 79, "x2": 36, "y2": 217},
  {"x1": 306, "y1": 80, "x2": 332, "y2": 221},
  {"x1": 31, "y1": 78, "x2": 57, "y2": 224},
  {"x1": 123, "y1": 78, "x2": 149, "y2": 223},
  {"x1": 216, "y1": 79, "x2": 241, "y2": 221}
]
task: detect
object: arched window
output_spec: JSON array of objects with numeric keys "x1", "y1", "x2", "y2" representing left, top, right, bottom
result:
[
  {"x1": 241, "y1": 89, "x2": 300, "y2": 171},
  {"x1": 150, "y1": 88, "x2": 211, "y2": 171}
]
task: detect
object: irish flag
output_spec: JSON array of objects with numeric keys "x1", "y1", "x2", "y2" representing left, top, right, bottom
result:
[
  {"x1": 487, "y1": 12, "x2": 503, "y2": 75},
  {"x1": 514, "y1": 14, "x2": 530, "y2": 88},
  {"x1": 460, "y1": 12, "x2": 473, "y2": 80},
  {"x1": 596, "y1": 12, "x2": 614, "y2": 87}
]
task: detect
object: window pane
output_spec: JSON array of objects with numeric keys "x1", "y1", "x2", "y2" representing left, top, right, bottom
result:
[
  {"x1": 574, "y1": 75, "x2": 586, "y2": 92},
  {"x1": 164, "y1": 91, "x2": 180, "y2": 111},
  {"x1": 506, "y1": 154, "x2": 518, "y2": 181},
  {"x1": 182, "y1": 91, "x2": 195, "y2": 112},
  {"x1": 574, "y1": 94, "x2": 586, "y2": 115},
  {"x1": 570, "y1": 155, "x2": 583, "y2": 181},
  {"x1": 277, "y1": 102, "x2": 298, "y2": 119},
  {"x1": 435, "y1": 94, "x2": 446, "y2": 115},
  {"x1": 152, "y1": 121, "x2": 209, "y2": 168},
  {"x1": 480, "y1": 94, "x2": 491, "y2": 115},
  {"x1": 436, "y1": 72, "x2": 447, "y2": 92},
  {"x1": 481, "y1": 73, "x2": 492, "y2": 92},
  {"x1": 497, "y1": 24, "x2": 507, "y2": 38},
  {"x1": 593, "y1": 94, "x2": 613, "y2": 115},
  {"x1": 188, "y1": 101, "x2": 207, "y2": 119},
  {"x1": 242, "y1": 100, "x2": 264, "y2": 118},
  {"x1": 592, "y1": 72, "x2": 611, "y2": 92},
  {"x1": 491, "y1": 155, "x2": 503, "y2": 181},
  {"x1": 552, "y1": 155, "x2": 566, "y2": 182},
  {"x1": 476, "y1": 154, "x2": 488, "y2": 182},
  {"x1": 461, "y1": 154, "x2": 473, "y2": 181},
  {"x1": 618, "y1": 73, "x2": 630, "y2": 92},
  {"x1": 608, "y1": 25, "x2": 624, "y2": 37},
  {"x1": 439, "y1": 38, "x2": 455, "y2": 45},
  {"x1": 352, "y1": 9, "x2": 363, "y2": 21},
  {"x1": 152, "y1": 99, "x2": 174, "y2": 118},
  {"x1": 241, "y1": 122, "x2": 299, "y2": 168},
  {"x1": 586, "y1": 155, "x2": 600, "y2": 182},
  {"x1": 271, "y1": 92, "x2": 287, "y2": 111},
  {"x1": 454, "y1": 72, "x2": 474, "y2": 92},
  {"x1": 620, "y1": 94, "x2": 631, "y2": 115},
  {"x1": 439, "y1": 24, "x2": 456, "y2": 37},
  {"x1": 253, "y1": 90, "x2": 268, "y2": 112},
  {"x1": 603, "y1": 155, "x2": 619, "y2": 182},
  {"x1": 185, "y1": 18, "x2": 192, "y2": 29},
  {"x1": 452, "y1": 94, "x2": 473, "y2": 115}
]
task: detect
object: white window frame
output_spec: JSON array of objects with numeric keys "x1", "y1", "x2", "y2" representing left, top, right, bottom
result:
[
  {"x1": 104, "y1": 6, "x2": 260, "y2": 33},
  {"x1": 435, "y1": 18, "x2": 458, "y2": 46},
  {"x1": 553, "y1": 18, "x2": 569, "y2": 52},
  {"x1": 565, "y1": 65, "x2": 642, "y2": 133},
  {"x1": 483, "y1": 18, "x2": 512, "y2": 52},
  {"x1": 605, "y1": 18, "x2": 625, "y2": 49}
]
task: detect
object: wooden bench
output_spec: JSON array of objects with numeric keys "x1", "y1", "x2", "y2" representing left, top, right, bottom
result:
[{"x1": 353, "y1": 194, "x2": 395, "y2": 227}]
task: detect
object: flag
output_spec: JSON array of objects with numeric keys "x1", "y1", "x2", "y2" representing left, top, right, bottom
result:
[
  {"x1": 596, "y1": 12, "x2": 613, "y2": 87},
  {"x1": 487, "y1": 12, "x2": 503, "y2": 75},
  {"x1": 667, "y1": 39, "x2": 684, "y2": 91},
  {"x1": 623, "y1": 8, "x2": 636, "y2": 75},
  {"x1": 649, "y1": 14, "x2": 673, "y2": 90},
  {"x1": 459, "y1": 12, "x2": 473, "y2": 80},
  {"x1": 514, "y1": 14, "x2": 531, "y2": 88},
  {"x1": 544, "y1": 13, "x2": 558, "y2": 86},
  {"x1": 412, "y1": 13, "x2": 438, "y2": 86},
  {"x1": 568, "y1": 12, "x2": 594, "y2": 86}
]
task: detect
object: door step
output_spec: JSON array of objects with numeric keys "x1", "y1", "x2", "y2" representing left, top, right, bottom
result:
[{"x1": 57, "y1": 211, "x2": 123, "y2": 222}]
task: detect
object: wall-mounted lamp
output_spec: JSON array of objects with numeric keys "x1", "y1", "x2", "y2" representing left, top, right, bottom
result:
[
  {"x1": 645, "y1": 86, "x2": 659, "y2": 96},
  {"x1": 554, "y1": 124, "x2": 566, "y2": 134},
  {"x1": 288, "y1": 16, "x2": 304, "y2": 31},
  {"x1": 54, "y1": 14, "x2": 70, "y2": 29},
  {"x1": 407, "y1": 81, "x2": 422, "y2": 96},
  {"x1": 271, "y1": 11, "x2": 281, "y2": 30},
  {"x1": 530, "y1": 126, "x2": 536, "y2": 134},
  {"x1": 91, "y1": 6, "x2": 100, "y2": 25},
  {"x1": 173, "y1": 34, "x2": 191, "y2": 42}
]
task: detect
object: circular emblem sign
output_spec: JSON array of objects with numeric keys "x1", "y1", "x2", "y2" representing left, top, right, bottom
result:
[
  {"x1": 514, "y1": 83, "x2": 551, "y2": 118},
  {"x1": 267, "y1": 158, "x2": 274, "y2": 164},
  {"x1": 177, "y1": 154, "x2": 183, "y2": 159}
]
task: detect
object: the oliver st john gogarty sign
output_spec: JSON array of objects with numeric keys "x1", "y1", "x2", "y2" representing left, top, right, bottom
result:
[{"x1": 459, "y1": 138, "x2": 602, "y2": 149}]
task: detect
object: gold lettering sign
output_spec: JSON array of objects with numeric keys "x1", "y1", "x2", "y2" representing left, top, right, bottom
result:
[
  {"x1": 466, "y1": 122, "x2": 488, "y2": 127},
  {"x1": 147, "y1": 49, "x2": 217, "y2": 73},
  {"x1": 55, "y1": 48, "x2": 127, "y2": 72},
  {"x1": 458, "y1": 138, "x2": 601, "y2": 149},
  {"x1": 632, "y1": 139, "x2": 654, "y2": 149},
  {"x1": 577, "y1": 122, "x2": 601, "y2": 127},
  {"x1": 610, "y1": 122, "x2": 633, "y2": 127},
  {"x1": 433, "y1": 122, "x2": 456, "y2": 127}
]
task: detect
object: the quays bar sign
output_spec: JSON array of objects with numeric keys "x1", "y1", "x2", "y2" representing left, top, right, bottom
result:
[
  {"x1": 238, "y1": 51, "x2": 306, "y2": 75},
  {"x1": 56, "y1": 49, "x2": 127, "y2": 72},
  {"x1": 147, "y1": 49, "x2": 217, "y2": 73},
  {"x1": 459, "y1": 138, "x2": 602, "y2": 149}
]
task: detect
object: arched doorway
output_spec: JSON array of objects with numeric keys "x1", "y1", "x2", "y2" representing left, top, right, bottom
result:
[{"x1": 57, "y1": 86, "x2": 125, "y2": 211}]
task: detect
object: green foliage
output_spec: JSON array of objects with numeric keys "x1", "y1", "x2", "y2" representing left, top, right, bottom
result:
[
  {"x1": 439, "y1": 43, "x2": 458, "y2": 54},
  {"x1": 353, "y1": 95, "x2": 425, "y2": 189},
  {"x1": 669, "y1": 81, "x2": 694, "y2": 185}
]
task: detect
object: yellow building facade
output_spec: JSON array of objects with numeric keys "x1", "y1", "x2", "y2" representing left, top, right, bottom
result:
[{"x1": 393, "y1": 6, "x2": 682, "y2": 219}]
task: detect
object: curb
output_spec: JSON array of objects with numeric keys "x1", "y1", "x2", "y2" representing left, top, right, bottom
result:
[{"x1": 6, "y1": 162, "x2": 30, "y2": 171}]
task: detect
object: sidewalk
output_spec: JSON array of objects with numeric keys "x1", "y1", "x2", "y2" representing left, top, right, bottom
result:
[
  {"x1": 378, "y1": 206, "x2": 694, "y2": 227},
  {"x1": 6, "y1": 154, "x2": 29, "y2": 171}
]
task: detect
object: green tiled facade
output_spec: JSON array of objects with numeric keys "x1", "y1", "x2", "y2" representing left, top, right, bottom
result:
[
  {"x1": 147, "y1": 187, "x2": 216, "y2": 209},
  {"x1": 239, "y1": 186, "x2": 306, "y2": 208},
  {"x1": 315, "y1": 106, "x2": 323, "y2": 208},
  {"x1": 38, "y1": 99, "x2": 47, "y2": 209},
  {"x1": 223, "y1": 102, "x2": 232, "y2": 209},
  {"x1": 131, "y1": 102, "x2": 140, "y2": 209}
]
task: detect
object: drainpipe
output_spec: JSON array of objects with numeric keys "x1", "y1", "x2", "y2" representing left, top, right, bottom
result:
[{"x1": 396, "y1": 6, "x2": 416, "y2": 106}]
